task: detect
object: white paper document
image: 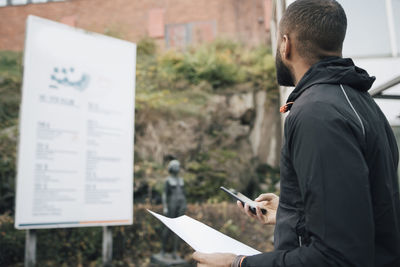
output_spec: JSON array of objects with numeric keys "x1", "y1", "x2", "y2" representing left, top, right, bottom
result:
[{"x1": 148, "y1": 210, "x2": 261, "y2": 256}]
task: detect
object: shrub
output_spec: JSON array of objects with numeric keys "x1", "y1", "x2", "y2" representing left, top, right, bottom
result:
[
  {"x1": 0, "y1": 129, "x2": 17, "y2": 214},
  {"x1": 0, "y1": 203, "x2": 273, "y2": 266},
  {"x1": 0, "y1": 51, "x2": 22, "y2": 81},
  {"x1": 0, "y1": 78, "x2": 21, "y2": 129}
]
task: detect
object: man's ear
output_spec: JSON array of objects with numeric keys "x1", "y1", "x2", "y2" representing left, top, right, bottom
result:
[{"x1": 280, "y1": 34, "x2": 291, "y2": 60}]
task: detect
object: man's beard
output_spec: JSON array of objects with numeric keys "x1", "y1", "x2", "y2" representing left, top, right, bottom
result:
[{"x1": 275, "y1": 50, "x2": 295, "y2": 87}]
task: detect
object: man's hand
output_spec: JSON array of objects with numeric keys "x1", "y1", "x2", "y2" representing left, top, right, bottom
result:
[
  {"x1": 192, "y1": 252, "x2": 236, "y2": 267},
  {"x1": 237, "y1": 193, "x2": 279, "y2": 225}
]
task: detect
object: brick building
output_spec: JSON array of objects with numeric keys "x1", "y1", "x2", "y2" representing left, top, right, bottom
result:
[{"x1": 0, "y1": 0, "x2": 273, "y2": 51}]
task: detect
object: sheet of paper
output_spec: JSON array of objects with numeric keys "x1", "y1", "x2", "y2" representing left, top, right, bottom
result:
[{"x1": 148, "y1": 210, "x2": 261, "y2": 256}]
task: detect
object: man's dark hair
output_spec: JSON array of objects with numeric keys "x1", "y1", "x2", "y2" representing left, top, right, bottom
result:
[{"x1": 280, "y1": 0, "x2": 347, "y2": 62}]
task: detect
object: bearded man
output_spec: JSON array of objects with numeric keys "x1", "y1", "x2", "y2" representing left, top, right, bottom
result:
[{"x1": 193, "y1": 0, "x2": 400, "y2": 266}]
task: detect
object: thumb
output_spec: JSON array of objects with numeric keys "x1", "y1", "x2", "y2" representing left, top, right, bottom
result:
[{"x1": 255, "y1": 193, "x2": 276, "y2": 202}]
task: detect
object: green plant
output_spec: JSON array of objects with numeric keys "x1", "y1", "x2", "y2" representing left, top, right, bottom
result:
[
  {"x1": 0, "y1": 51, "x2": 22, "y2": 81},
  {"x1": 0, "y1": 38, "x2": 280, "y2": 215},
  {"x1": 0, "y1": 203, "x2": 274, "y2": 266},
  {"x1": 0, "y1": 213, "x2": 25, "y2": 265},
  {"x1": 158, "y1": 41, "x2": 244, "y2": 89},
  {"x1": 137, "y1": 37, "x2": 157, "y2": 56},
  {"x1": 0, "y1": 78, "x2": 21, "y2": 129},
  {"x1": 0, "y1": 130, "x2": 17, "y2": 214}
]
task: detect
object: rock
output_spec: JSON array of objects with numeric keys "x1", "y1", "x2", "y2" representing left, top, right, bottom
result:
[{"x1": 134, "y1": 89, "x2": 281, "y2": 199}]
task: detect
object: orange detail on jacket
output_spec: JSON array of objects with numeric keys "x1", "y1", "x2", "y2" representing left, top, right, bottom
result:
[{"x1": 280, "y1": 102, "x2": 294, "y2": 113}]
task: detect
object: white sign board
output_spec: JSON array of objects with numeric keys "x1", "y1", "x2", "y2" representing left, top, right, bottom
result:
[{"x1": 15, "y1": 16, "x2": 136, "y2": 229}]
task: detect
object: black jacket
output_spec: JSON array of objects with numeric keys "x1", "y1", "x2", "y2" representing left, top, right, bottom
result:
[{"x1": 243, "y1": 57, "x2": 400, "y2": 267}]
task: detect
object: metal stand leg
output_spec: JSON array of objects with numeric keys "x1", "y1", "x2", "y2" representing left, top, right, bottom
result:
[
  {"x1": 25, "y1": 229, "x2": 37, "y2": 267},
  {"x1": 102, "y1": 226, "x2": 113, "y2": 267}
]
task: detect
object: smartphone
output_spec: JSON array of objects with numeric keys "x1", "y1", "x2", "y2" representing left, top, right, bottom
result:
[{"x1": 220, "y1": 186, "x2": 266, "y2": 215}]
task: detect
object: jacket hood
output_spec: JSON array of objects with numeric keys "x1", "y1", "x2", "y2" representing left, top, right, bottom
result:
[{"x1": 286, "y1": 57, "x2": 376, "y2": 104}]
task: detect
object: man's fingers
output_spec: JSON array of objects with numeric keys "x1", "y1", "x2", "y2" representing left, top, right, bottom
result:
[
  {"x1": 193, "y1": 252, "x2": 236, "y2": 266},
  {"x1": 244, "y1": 203, "x2": 256, "y2": 218},
  {"x1": 256, "y1": 206, "x2": 263, "y2": 219},
  {"x1": 193, "y1": 251, "x2": 205, "y2": 263},
  {"x1": 255, "y1": 193, "x2": 277, "y2": 202},
  {"x1": 256, "y1": 206, "x2": 270, "y2": 224},
  {"x1": 255, "y1": 200, "x2": 269, "y2": 209},
  {"x1": 237, "y1": 201, "x2": 249, "y2": 215},
  {"x1": 238, "y1": 201, "x2": 258, "y2": 220},
  {"x1": 256, "y1": 206, "x2": 265, "y2": 222}
]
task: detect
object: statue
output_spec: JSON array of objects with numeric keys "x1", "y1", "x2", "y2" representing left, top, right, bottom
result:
[
  {"x1": 161, "y1": 160, "x2": 187, "y2": 258},
  {"x1": 151, "y1": 159, "x2": 187, "y2": 266}
]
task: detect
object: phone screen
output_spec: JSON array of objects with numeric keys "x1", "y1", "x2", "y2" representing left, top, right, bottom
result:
[{"x1": 220, "y1": 186, "x2": 266, "y2": 215}]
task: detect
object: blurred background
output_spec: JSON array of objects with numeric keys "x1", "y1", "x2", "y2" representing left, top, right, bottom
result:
[
  {"x1": 0, "y1": 0, "x2": 399, "y2": 266},
  {"x1": 0, "y1": 0, "x2": 279, "y2": 266}
]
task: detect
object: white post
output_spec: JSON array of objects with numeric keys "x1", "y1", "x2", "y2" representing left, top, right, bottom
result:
[
  {"x1": 386, "y1": 0, "x2": 398, "y2": 57},
  {"x1": 24, "y1": 229, "x2": 37, "y2": 267},
  {"x1": 272, "y1": 0, "x2": 290, "y2": 133},
  {"x1": 102, "y1": 226, "x2": 113, "y2": 267}
]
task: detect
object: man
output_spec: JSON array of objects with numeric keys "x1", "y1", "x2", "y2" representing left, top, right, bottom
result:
[{"x1": 193, "y1": 0, "x2": 400, "y2": 266}]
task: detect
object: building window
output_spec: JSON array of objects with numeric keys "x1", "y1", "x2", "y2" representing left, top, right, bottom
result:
[
  {"x1": 12, "y1": 0, "x2": 28, "y2": 5},
  {"x1": 148, "y1": 9, "x2": 165, "y2": 38},
  {"x1": 165, "y1": 21, "x2": 216, "y2": 49},
  {"x1": 0, "y1": 0, "x2": 65, "y2": 7}
]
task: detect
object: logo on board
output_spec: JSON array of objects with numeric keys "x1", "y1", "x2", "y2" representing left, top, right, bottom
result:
[{"x1": 49, "y1": 67, "x2": 90, "y2": 91}]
